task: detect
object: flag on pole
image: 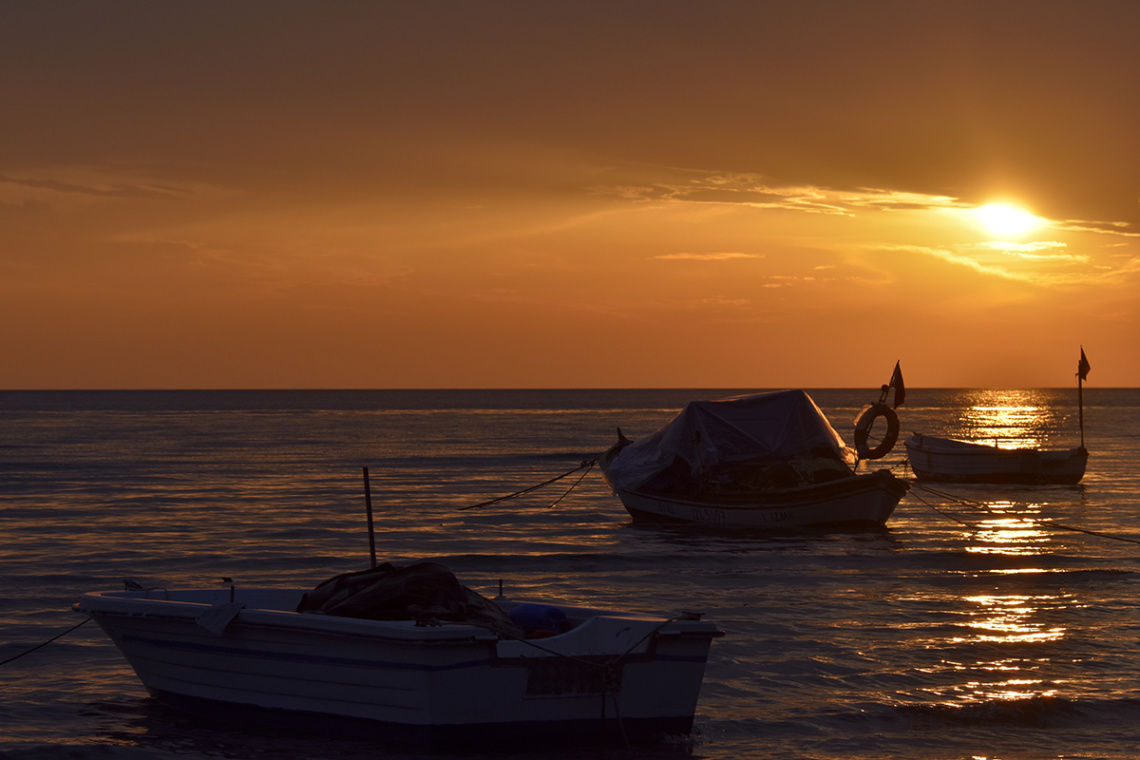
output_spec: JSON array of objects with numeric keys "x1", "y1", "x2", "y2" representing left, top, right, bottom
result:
[
  {"x1": 889, "y1": 360, "x2": 905, "y2": 408},
  {"x1": 1078, "y1": 347, "x2": 1091, "y2": 381}
]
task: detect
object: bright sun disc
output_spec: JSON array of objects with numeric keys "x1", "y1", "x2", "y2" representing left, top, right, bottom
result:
[{"x1": 976, "y1": 204, "x2": 1039, "y2": 236}]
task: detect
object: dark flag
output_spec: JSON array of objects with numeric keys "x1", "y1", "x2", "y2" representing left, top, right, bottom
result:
[
  {"x1": 889, "y1": 360, "x2": 905, "y2": 408},
  {"x1": 1078, "y1": 347, "x2": 1091, "y2": 381}
]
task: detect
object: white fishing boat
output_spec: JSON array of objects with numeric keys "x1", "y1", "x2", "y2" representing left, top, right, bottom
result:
[
  {"x1": 599, "y1": 390, "x2": 909, "y2": 529},
  {"x1": 904, "y1": 349, "x2": 1092, "y2": 486},
  {"x1": 903, "y1": 433, "x2": 1088, "y2": 485},
  {"x1": 77, "y1": 562, "x2": 722, "y2": 745}
]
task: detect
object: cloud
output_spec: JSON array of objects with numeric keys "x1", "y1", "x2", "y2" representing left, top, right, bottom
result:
[
  {"x1": 655, "y1": 252, "x2": 762, "y2": 261},
  {"x1": 691, "y1": 296, "x2": 751, "y2": 308},
  {"x1": 1053, "y1": 219, "x2": 1140, "y2": 238},
  {"x1": 600, "y1": 171, "x2": 1140, "y2": 247},
  {"x1": 974, "y1": 241, "x2": 1088, "y2": 264},
  {"x1": 599, "y1": 171, "x2": 971, "y2": 217},
  {"x1": 761, "y1": 274, "x2": 817, "y2": 289},
  {"x1": 875, "y1": 243, "x2": 1025, "y2": 281},
  {"x1": 876, "y1": 241, "x2": 1119, "y2": 287},
  {"x1": 0, "y1": 171, "x2": 191, "y2": 201}
]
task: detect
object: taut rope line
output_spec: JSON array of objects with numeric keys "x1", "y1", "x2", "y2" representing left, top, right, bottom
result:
[
  {"x1": 910, "y1": 480, "x2": 1140, "y2": 545},
  {"x1": 459, "y1": 457, "x2": 600, "y2": 511},
  {"x1": 0, "y1": 617, "x2": 92, "y2": 668}
]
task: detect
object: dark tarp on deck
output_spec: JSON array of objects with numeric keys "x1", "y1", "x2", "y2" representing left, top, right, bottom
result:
[
  {"x1": 605, "y1": 390, "x2": 855, "y2": 494},
  {"x1": 297, "y1": 561, "x2": 525, "y2": 638}
]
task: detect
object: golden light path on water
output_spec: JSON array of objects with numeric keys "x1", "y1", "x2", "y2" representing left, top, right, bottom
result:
[
  {"x1": 925, "y1": 495, "x2": 1070, "y2": 706},
  {"x1": 958, "y1": 392, "x2": 1055, "y2": 449}
]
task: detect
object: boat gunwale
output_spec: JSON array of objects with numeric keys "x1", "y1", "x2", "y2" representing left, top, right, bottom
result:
[
  {"x1": 77, "y1": 590, "x2": 720, "y2": 646},
  {"x1": 904, "y1": 434, "x2": 1088, "y2": 458},
  {"x1": 903, "y1": 434, "x2": 1088, "y2": 484},
  {"x1": 616, "y1": 469, "x2": 909, "y2": 511}
]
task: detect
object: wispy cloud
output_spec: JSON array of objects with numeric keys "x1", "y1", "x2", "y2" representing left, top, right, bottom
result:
[
  {"x1": 0, "y1": 170, "x2": 191, "y2": 201},
  {"x1": 691, "y1": 295, "x2": 752, "y2": 308},
  {"x1": 761, "y1": 274, "x2": 818, "y2": 288},
  {"x1": 874, "y1": 243, "x2": 1026, "y2": 281},
  {"x1": 603, "y1": 171, "x2": 1140, "y2": 247},
  {"x1": 655, "y1": 252, "x2": 763, "y2": 261},
  {"x1": 603, "y1": 171, "x2": 966, "y2": 217},
  {"x1": 874, "y1": 241, "x2": 1118, "y2": 286},
  {"x1": 1053, "y1": 219, "x2": 1140, "y2": 237},
  {"x1": 974, "y1": 240, "x2": 1088, "y2": 264}
]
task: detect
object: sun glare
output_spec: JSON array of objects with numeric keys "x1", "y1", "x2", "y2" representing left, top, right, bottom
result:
[{"x1": 975, "y1": 204, "x2": 1041, "y2": 236}]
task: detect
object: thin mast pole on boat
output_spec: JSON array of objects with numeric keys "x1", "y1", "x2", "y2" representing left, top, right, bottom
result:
[
  {"x1": 1077, "y1": 346, "x2": 1090, "y2": 451},
  {"x1": 1078, "y1": 372, "x2": 1085, "y2": 450},
  {"x1": 1076, "y1": 373, "x2": 1085, "y2": 451},
  {"x1": 363, "y1": 466, "x2": 377, "y2": 568}
]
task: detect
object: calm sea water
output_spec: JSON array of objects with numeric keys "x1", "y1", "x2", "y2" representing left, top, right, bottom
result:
[{"x1": 2, "y1": 388, "x2": 1139, "y2": 760}]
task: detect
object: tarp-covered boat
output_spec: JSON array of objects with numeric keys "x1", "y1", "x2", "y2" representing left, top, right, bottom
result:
[
  {"x1": 599, "y1": 390, "x2": 908, "y2": 529},
  {"x1": 77, "y1": 561, "x2": 723, "y2": 745}
]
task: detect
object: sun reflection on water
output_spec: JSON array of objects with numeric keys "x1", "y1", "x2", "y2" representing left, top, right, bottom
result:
[
  {"x1": 957, "y1": 593, "x2": 1067, "y2": 644},
  {"x1": 924, "y1": 494, "x2": 1072, "y2": 708},
  {"x1": 956, "y1": 501, "x2": 1066, "y2": 644},
  {"x1": 963, "y1": 501, "x2": 1050, "y2": 556},
  {"x1": 920, "y1": 653, "x2": 1063, "y2": 706},
  {"x1": 953, "y1": 389, "x2": 1062, "y2": 449}
]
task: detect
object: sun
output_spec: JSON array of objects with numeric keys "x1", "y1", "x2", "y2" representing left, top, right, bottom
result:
[{"x1": 975, "y1": 203, "x2": 1041, "y2": 236}]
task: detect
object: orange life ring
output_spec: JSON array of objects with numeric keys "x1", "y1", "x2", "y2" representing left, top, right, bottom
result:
[{"x1": 854, "y1": 403, "x2": 899, "y2": 460}]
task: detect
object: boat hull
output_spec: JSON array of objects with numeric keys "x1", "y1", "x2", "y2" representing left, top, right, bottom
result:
[
  {"x1": 77, "y1": 588, "x2": 720, "y2": 744},
  {"x1": 904, "y1": 434, "x2": 1088, "y2": 485},
  {"x1": 608, "y1": 470, "x2": 908, "y2": 529}
]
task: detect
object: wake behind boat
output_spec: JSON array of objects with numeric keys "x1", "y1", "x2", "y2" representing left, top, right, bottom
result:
[
  {"x1": 77, "y1": 561, "x2": 722, "y2": 745},
  {"x1": 599, "y1": 390, "x2": 909, "y2": 529}
]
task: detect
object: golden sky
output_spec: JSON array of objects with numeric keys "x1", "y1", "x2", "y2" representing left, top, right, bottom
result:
[{"x1": 3, "y1": 2, "x2": 1138, "y2": 389}]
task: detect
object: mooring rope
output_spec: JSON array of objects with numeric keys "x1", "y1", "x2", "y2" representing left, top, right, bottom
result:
[
  {"x1": 0, "y1": 617, "x2": 92, "y2": 668},
  {"x1": 497, "y1": 613, "x2": 684, "y2": 750},
  {"x1": 546, "y1": 459, "x2": 598, "y2": 509},
  {"x1": 459, "y1": 457, "x2": 600, "y2": 511},
  {"x1": 909, "y1": 480, "x2": 1140, "y2": 545}
]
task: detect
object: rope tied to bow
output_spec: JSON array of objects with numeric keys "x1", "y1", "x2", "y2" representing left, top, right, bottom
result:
[{"x1": 459, "y1": 458, "x2": 599, "y2": 511}]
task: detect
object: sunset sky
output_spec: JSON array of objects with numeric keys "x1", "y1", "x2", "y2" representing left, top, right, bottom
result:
[{"x1": 3, "y1": 2, "x2": 1138, "y2": 389}]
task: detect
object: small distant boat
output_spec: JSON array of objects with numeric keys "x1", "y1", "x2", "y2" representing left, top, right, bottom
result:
[
  {"x1": 77, "y1": 561, "x2": 723, "y2": 744},
  {"x1": 599, "y1": 390, "x2": 909, "y2": 529},
  {"x1": 904, "y1": 434, "x2": 1088, "y2": 485},
  {"x1": 904, "y1": 348, "x2": 1092, "y2": 486}
]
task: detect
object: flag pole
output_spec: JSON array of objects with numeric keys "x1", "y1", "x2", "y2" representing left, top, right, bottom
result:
[
  {"x1": 1076, "y1": 347, "x2": 1089, "y2": 451},
  {"x1": 1078, "y1": 368, "x2": 1085, "y2": 450}
]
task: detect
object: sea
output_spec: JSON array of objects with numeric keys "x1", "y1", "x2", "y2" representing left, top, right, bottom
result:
[{"x1": 2, "y1": 388, "x2": 1139, "y2": 760}]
